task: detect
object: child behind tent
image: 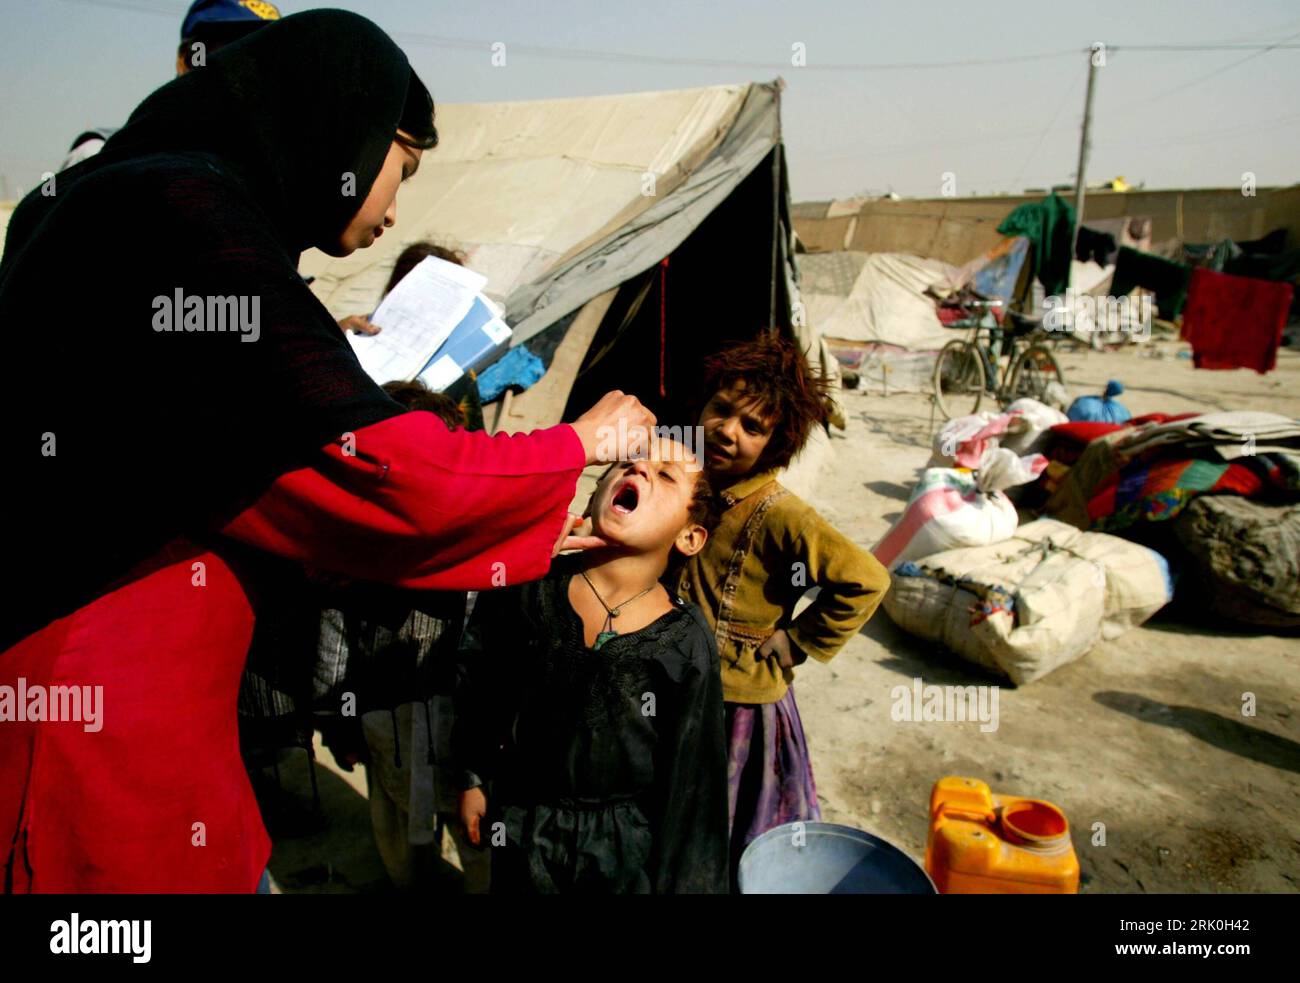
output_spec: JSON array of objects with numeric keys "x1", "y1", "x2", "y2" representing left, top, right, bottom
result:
[{"x1": 316, "y1": 379, "x2": 489, "y2": 892}]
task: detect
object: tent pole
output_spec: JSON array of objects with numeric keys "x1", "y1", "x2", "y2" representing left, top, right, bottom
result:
[
  {"x1": 769, "y1": 146, "x2": 782, "y2": 331},
  {"x1": 489, "y1": 289, "x2": 618, "y2": 434}
]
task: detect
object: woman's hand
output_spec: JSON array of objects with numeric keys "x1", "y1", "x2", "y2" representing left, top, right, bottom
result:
[
  {"x1": 758, "y1": 629, "x2": 806, "y2": 669},
  {"x1": 339, "y1": 314, "x2": 381, "y2": 335},
  {"x1": 552, "y1": 513, "x2": 607, "y2": 556},
  {"x1": 460, "y1": 787, "x2": 487, "y2": 847},
  {"x1": 569, "y1": 390, "x2": 656, "y2": 466}
]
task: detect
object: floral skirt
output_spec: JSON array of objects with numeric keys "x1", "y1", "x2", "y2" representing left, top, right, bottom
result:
[{"x1": 725, "y1": 686, "x2": 820, "y2": 869}]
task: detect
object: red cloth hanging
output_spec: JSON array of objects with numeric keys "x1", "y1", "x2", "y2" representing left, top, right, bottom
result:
[{"x1": 1180, "y1": 268, "x2": 1293, "y2": 374}]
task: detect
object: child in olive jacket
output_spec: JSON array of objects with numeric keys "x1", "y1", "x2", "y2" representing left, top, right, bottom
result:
[{"x1": 673, "y1": 335, "x2": 889, "y2": 879}]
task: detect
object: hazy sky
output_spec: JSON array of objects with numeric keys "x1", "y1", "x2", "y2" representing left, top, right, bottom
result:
[{"x1": 3, "y1": 0, "x2": 1299, "y2": 201}]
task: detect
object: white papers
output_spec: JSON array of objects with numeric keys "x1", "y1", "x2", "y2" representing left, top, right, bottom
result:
[
  {"x1": 420, "y1": 355, "x2": 463, "y2": 392},
  {"x1": 348, "y1": 256, "x2": 489, "y2": 384},
  {"x1": 415, "y1": 295, "x2": 512, "y2": 392}
]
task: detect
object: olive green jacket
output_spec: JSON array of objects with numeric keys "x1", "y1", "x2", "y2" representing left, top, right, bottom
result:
[{"x1": 673, "y1": 469, "x2": 890, "y2": 705}]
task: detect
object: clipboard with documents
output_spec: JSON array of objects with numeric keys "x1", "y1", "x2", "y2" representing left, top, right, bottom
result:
[{"x1": 346, "y1": 255, "x2": 512, "y2": 391}]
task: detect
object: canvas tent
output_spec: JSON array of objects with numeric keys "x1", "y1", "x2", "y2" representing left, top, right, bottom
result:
[
  {"x1": 301, "y1": 81, "x2": 840, "y2": 455},
  {"x1": 800, "y1": 250, "x2": 958, "y2": 350}
]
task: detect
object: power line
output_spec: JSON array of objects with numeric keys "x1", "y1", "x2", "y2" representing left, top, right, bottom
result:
[
  {"x1": 55, "y1": 0, "x2": 182, "y2": 16},
  {"x1": 55, "y1": 0, "x2": 1079, "y2": 68},
  {"x1": 1127, "y1": 29, "x2": 1300, "y2": 105},
  {"x1": 44, "y1": 3, "x2": 1300, "y2": 70},
  {"x1": 393, "y1": 28, "x2": 1078, "y2": 71},
  {"x1": 1110, "y1": 42, "x2": 1300, "y2": 51},
  {"x1": 1008, "y1": 59, "x2": 1088, "y2": 192}
]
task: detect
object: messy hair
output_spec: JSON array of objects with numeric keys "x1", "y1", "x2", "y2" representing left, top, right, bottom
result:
[
  {"x1": 665, "y1": 466, "x2": 721, "y2": 581},
  {"x1": 384, "y1": 241, "x2": 467, "y2": 296},
  {"x1": 701, "y1": 333, "x2": 832, "y2": 470},
  {"x1": 382, "y1": 379, "x2": 465, "y2": 429},
  {"x1": 684, "y1": 468, "x2": 722, "y2": 536}
]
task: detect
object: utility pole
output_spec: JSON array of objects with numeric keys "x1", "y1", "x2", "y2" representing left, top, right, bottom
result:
[{"x1": 1069, "y1": 45, "x2": 1100, "y2": 288}]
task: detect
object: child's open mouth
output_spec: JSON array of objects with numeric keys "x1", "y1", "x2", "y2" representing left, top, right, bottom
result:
[{"x1": 611, "y1": 480, "x2": 640, "y2": 515}]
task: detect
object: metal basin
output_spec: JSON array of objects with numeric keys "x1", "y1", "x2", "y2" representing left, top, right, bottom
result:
[{"x1": 738, "y1": 821, "x2": 936, "y2": 894}]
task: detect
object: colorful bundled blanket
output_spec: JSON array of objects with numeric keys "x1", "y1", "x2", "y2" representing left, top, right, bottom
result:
[
  {"x1": 1042, "y1": 411, "x2": 1300, "y2": 531},
  {"x1": 1088, "y1": 454, "x2": 1265, "y2": 531}
]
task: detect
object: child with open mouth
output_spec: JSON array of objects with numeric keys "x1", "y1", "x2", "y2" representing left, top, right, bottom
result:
[{"x1": 453, "y1": 435, "x2": 729, "y2": 893}]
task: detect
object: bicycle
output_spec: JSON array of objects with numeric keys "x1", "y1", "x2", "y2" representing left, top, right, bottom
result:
[{"x1": 931, "y1": 298, "x2": 1066, "y2": 420}]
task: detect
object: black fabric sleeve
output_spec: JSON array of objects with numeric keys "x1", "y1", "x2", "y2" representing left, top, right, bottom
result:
[
  {"x1": 451, "y1": 585, "x2": 524, "y2": 791},
  {"x1": 648, "y1": 609, "x2": 730, "y2": 894}
]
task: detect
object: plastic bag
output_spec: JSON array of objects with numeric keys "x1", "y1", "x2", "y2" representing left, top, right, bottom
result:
[
  {"x1": 1067, "y1": 379, "x2": 1132, "y2": 424},
  {"x1": 872, "y1": 468, "x2": 1019, "y2": 569},
  {"x1": 931, "y1": 413, "x2": 1011, "y2": 469},
  {"x1": 976, "y1": 447, "x2": 1047, "y2": 493},
  {"x1": 878, "y1": 438, "x2": 1047, "y2": 569},
  {"x1": 1001, "y1": 398, "x2": 1069, "y2": 455},
  {"x1": 933, "y1": 403, "x2": 1066, "y2": 465}
]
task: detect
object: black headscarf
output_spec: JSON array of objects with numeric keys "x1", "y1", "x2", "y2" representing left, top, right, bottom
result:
[
  {"x1": 11, "y1": 8, "x2": 437, "y2": 258},
  {"x1": 1, "y1": 10, "x2": 438, "y2": 647}
]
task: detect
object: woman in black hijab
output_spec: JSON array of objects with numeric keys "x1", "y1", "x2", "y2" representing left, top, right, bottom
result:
[{"x1": 0, "y1": 9, "x2": 650, "y2": 893}]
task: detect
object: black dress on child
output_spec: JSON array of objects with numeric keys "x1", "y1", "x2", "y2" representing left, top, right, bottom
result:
[{"x1": 453, "y1": 556, "x2": 729, "y2": 894}]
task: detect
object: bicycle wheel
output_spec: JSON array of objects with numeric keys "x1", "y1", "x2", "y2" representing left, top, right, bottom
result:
[
  {"x1": 1006, "y1": 343, "x2": 1064, "y2": 406},
  {"x1": 933, "y1": 340, "x2": 985, "y2": 419}
]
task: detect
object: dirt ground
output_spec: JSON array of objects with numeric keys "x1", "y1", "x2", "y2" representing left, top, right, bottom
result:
[
  {"x1": 265, "y1": 336, "x2": 1300, "y2": 894},
  {"x1": 801, "y1": 338, "x2": 1300, "y2": 894}
]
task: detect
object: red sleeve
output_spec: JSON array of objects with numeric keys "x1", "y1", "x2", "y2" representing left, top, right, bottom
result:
[{"x1": 220, "y1": 411, "x2": 586, "y2": 590}]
